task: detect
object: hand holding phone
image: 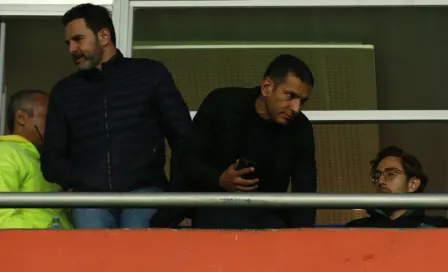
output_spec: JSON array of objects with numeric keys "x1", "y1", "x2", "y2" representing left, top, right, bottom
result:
[
  {"x1": 219, "y1": 158, "x2": 259, "y2": 192},
  {"x1": 235, "y1": 158, "x2": 257, "y2": 179}
]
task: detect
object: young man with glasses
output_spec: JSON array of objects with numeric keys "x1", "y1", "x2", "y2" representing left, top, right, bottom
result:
[{"x1": 345, "y1": 146, "x2": 448, "y2": 228}]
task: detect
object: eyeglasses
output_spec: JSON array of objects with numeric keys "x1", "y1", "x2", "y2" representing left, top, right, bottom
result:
[{"x1": 369, "y1": 168, "x2": 405, "y2": 184}]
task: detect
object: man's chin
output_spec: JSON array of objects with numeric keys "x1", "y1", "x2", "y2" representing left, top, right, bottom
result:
[
  {"x1": 275, "y1": 117, "x2": 291, "y2": 126},
  {"x1": 75, "y1": 60, "x2": 95, "y2": 71},
  {"x1": 377, "y1": 187, "x2": 392, "y2": 193},
  {"x1": 77, "y1": 64, "x2": 93, "y2": 71}
]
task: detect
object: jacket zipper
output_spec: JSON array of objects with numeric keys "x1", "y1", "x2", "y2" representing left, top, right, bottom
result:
[{"x1": 104, "y1": 98, "x2": 112, "y2": 190}]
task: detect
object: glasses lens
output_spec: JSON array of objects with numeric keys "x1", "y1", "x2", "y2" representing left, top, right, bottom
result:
[{"x1": 383, "y1": 169, "x2": 399, "y2": 180}]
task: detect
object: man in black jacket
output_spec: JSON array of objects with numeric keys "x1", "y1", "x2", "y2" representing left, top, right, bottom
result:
[
  {"x1": 181, "y1": 54, "x2": 317, "y2": 229},
  {"x1": 345, "y1": 146, "x2": 448, "y2": 228},
  {"x1": 41, "y1": 4, "x2": 191, "y2": 228}
]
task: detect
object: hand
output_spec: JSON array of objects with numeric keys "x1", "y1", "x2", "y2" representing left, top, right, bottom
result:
[{"x1": 219, "y1": 160, "x2": 259, "y2": 192}]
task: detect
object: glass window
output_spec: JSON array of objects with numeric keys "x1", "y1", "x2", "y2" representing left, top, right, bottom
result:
[
  {"x1": 133, "y1": 6, "x2": 448, "y2": 225},
  {"x1": 133, "y1": 7, "x2": 448, "y2": 111}
]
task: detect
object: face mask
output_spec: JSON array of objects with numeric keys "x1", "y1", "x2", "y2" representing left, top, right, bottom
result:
[
  {"x1": 35, "y1": 125, "x2": 43, "y2": 142},
  {"x1": 34, "y1": 125, "x2": 44, "y2": 152}
]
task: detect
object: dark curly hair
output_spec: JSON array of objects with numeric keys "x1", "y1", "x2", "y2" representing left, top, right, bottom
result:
[{"x1": 370, "y1": 146, "x2": 428, "y2": 193}]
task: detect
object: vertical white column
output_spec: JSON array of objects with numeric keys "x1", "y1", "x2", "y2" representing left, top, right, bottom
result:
[
  {"x1": 0, "y1": 21, "x2": 7, "y2": 135},
  {"x1": 112, "y1": 0, "x2": 133, "y2": 57}
]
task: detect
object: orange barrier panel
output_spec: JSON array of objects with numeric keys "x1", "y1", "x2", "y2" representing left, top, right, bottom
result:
[{"x1": 0, "y1": 229, "x2": 447, "y2": 272}]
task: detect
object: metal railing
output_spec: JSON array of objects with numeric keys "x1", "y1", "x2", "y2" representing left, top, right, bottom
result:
[{"x1": 1, "y1": 192, "x2": 448, "y2": 209}]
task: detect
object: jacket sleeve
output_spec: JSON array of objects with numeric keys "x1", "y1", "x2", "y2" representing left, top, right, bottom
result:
[
  {"x1": 0, "y1": 145, "x2": 36, "y2": 228},
  {"x1": 152, "y1": 63, "x2": 192, "y2": 192},
  {"x1": 288, "y1": 119, "x2": 317, "y2": 228},
  {"x1": 40, "y1": 84, "x2": 73, "y2": 189},
  {"x1": 180, "y1": 89, "x2": 226, "y2": 192}
]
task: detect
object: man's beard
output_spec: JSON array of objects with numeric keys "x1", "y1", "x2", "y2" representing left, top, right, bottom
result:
[
  {"x1": 72, "y1": 43, "x2": 104, "y2": 70},
  {"x1": 376, "y1": 185, "x2": 392, "y2": 193}
]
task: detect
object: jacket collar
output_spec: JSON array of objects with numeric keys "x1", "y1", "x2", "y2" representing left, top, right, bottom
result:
[
  {"x1": 80, "y1": 49, "x2": 124, "y2": 80},
  {"x1": 228, "y1": 86, "x2": 291, "y2": 168},
  {"x1": 367, "y1": 208, "x2": 425, "y2": 219},
  {"x1": 0, "y1": 135, "x2": 40, "y2": 158},
  {"x1": 102, "y1": 49, "x2": 124, "y2": 69}
]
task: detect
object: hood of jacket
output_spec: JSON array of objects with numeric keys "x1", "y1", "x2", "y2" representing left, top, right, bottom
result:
[{"x1": 0, "y1": 135, "x2": 39, "y2": 158}]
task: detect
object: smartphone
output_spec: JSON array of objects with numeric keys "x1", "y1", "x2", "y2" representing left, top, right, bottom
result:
[{"x1": 236, "y1": 158, "x2": 257, "y2": 179}]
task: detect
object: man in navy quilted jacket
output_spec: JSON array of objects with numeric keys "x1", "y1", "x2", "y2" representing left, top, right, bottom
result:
[{"x1": 41, "y1": 4, "x2": 191, "y2": 229}]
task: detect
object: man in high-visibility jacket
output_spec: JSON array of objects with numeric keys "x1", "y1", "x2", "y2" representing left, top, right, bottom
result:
[{"x1": 0, "y1": 89, "x2": 72, "y2": 229}]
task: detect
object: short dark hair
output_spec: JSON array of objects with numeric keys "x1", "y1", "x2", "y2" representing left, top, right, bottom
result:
[
  {"x1": 263, "y1": 54, "x2": 314, "y2": 86},
  {"x1": 62, "y1": 3, "x2": 116, "y2": 45},
  {"x1": 370, "y1": 146, "x2": 428, "y2": 193},
  {"x1": 7, "y1": 90, "x2": 47, "y2": 133}
]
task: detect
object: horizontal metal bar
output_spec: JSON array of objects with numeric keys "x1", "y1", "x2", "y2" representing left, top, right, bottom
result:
[
  {"x1": 130, "y1": 0, "x2": 447, "y2": 8},
  {"x1": 0, "y1": 3, "x2": 112, "y2": 16},
  {"x1": 1, "y1": 193, "x2": 448, "y2": 209},
  {"x1": 133, "y1": 44, "x2": 374, "y2": 50},
  {"x1": 189, "y1": 110, "x2": 448, "y2": 122}
]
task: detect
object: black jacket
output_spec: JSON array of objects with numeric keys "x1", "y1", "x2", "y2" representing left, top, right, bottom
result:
[
  {"x1": 182, "y1": 87, "x2": 317, "y2": 227},
  {"x1": 345, "y1": 209, "x2": 448, "y2": 228},
  {"x1": 41, "y1": 50, "x2": 191, "y2": 192}
]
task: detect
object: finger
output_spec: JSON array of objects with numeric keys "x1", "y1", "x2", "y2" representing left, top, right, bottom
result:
[
  {"x1": 234, "y1": 167, "x2": 255, "y2": 176},
  {"x1": 234, "y1": 178, "x2": 259, "y2": 186},
  {"x1": 235, "y1": 184, "x2": 258, "y2": 192},
  {"x1": 230, "y1": 160, "x2": 239, "y2": 170}
]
